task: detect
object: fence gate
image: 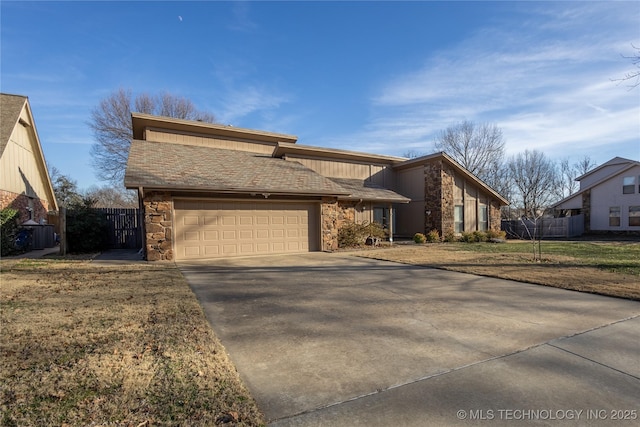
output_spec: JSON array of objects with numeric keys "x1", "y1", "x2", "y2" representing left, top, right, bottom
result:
[{"x1": 99, "y1": 208, "x2": 141, "y2": 249}]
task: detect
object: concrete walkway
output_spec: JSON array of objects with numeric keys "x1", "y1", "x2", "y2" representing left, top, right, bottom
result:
[
  {"x1": 179, "y1": 253, "x2": 640, "y2": 426},
  {"x1": 2, "y1": 246, "x2": 60, "y2": 259}
]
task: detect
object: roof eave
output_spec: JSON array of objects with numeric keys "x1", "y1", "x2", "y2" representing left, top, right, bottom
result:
[
  {"x1": 125, "y1": 183, "x2": 349, "y2": 198},
  {"x1": 131, "y1": 112, "x2": 298, "y2": 143}
]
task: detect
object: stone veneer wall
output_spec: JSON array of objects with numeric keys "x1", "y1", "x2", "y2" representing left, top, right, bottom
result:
[
  {"x1": 440, "y1": 162, "x2": 456, "y2": 235},
  {"x1": 423, "y1": 162, "x2": 442, "y2": 234},
  {"x1": 321, "y1": 199, "x2": 356, "y2": 251},
  {"x1": 0, "y1": 189, "x2": 50, "y2": 224},
  {"x1": 143, "y1": 192, "x2": 174, "y2": 261},
  {"x1": 423, "y1": 160, "x2": 455, "y2": 236},
  {"x1": 488, "y1": 200, "x2": 502, "y2": 232}
]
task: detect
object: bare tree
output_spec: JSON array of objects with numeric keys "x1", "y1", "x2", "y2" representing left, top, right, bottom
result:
[
  {"x1": 434, "y1": 120, "x2": 506, "y2": 188},
  {"x1": 573, "y1": 155, "x2": 597, "y2": 176},
  {"x1": 89, "y1": 88, "x2": 216, "y2": 184},
  {"x1": 613, "y1": 43, "x2": 640, "y2": 89},
  {"x1": 85, "y1": 185, "x2": 138, "y2": 208},
  {"x1": 558, "y1": 155, "x2": 597, "y2": 199},
  {"x1": 507, "y1": 150, "x2": 559, "y2": 219},
  {"x1": 402, "y1": 149, "x2": 425, "y2": 159}
]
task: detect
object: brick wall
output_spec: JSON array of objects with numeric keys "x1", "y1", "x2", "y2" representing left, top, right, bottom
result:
[
  {"x1": 0, "y1": 189, "x2": 50, "y2": 224},
  {"x1": 321, "y1": 199, "x2": 356, "y2": 251},
  {"x1": 143, "y1": 192, "x2": 173, "y2": 261}
]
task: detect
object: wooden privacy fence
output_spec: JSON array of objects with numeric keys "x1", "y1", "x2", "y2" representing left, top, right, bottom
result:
[
  {"x1": 502, "y1": 214, "x2": 584, "y2": 239},
  {"x1": 98, "y1": 208, "x2": 142, "y2": 249}
]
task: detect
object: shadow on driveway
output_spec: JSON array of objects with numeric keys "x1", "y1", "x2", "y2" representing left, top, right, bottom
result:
[{"x1": 179, "y1": 252, "x2": 640, "y2": 426}]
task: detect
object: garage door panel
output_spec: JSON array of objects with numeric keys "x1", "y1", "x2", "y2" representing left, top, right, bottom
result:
[
  {"x1": 203, "y1": 230, "x2": 219, "y2": 241},
  {"x1": 203, "y1": 216, "x2": 219, "y2": 226},
  {"x1": 183, "y1": 216, "x2": 199, "y2": 225},
  {"x1": 175, "y1": 200, "x2": 317, "y2": 260},
  {"x1": 222, "y1": 230, "x2": 237, "y2": 240},
  {"x1": 184, "y1": 231, "x2": 199, "y2": 241}
]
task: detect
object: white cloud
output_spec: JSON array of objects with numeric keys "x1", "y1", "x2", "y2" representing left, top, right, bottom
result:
[
  {"x1": 335, "y1": 2, "x2": 640, "y2": 163},
  {"x1": 215, "y1": 85, "x2": 292, "y2": 125}
]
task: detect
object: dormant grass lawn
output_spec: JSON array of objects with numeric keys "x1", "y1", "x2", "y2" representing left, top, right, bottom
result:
[
  {"x1": 0, "y1": 257, "x2": 264, "y2": 426},
  {"x1": 357, "y1": 240, "x2": 640, "y2": 300}
]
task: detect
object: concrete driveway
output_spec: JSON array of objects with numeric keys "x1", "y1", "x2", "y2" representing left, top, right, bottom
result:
[{"x1": 179, "y1": 253, "x2": 640, "y2": 426}]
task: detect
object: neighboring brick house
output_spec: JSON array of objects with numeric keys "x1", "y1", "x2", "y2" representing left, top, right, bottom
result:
[
  {"x1": 124, "y1": 113, "x2": 508, "y2": 261},
  {"x1": 553, "y1": 157, "x2": 640, "y2": 233},
  {"x1": 0, "y1": 93, "x2": 58, "y2": 224}
]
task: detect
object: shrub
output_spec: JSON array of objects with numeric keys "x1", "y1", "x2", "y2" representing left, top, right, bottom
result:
[
  {"x1": 426, "y1": 229, "x2": 440, "y2": 243},
  {"x1": 472, "y1": 231, "x2": 487, "y2": 242},
  {"x1": 443, "y1": 230, "x2": 457, "y2": 243},
  {"x1": 413, "y1": 233, "x2": 426, "y2": 244},
  {"x1": 338, "y1": 220, "x2": 386, "y2": 248},
  {"x1": 1, "y1": 208, "x2": 20, "y2": 256},
  {"x1": 66, "y1": 198, "x2": 108, "y2": 253},
  {"x1": 486, "y1": 229, "x2": 507, "y2": 240},
  {"x1": 460, "y1": 231, "x2": 475, "y2": 243}
]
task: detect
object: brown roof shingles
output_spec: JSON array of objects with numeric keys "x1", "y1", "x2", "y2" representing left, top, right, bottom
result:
[
  {"x1": 1, "y1": 93, "x2": 27, "y2": 156},
  {"x1": 125, "y1": 140, "x2": 350, "y2": 196}
]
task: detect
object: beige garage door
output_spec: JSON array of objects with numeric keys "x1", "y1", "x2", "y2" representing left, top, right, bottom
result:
[{"x1": 174, "y1": 199, "x2": 319, "y2": 260}]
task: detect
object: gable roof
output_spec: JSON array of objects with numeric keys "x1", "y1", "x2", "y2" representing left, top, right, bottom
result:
[
  {"x1": 125, "y1": 140, "x2": 349, "y2": 197},
  {"x1": 553, "y1": 158, "x2": 640, "y2": 208},
  {"x1": 576, "y1": 156, "x2": 637, "y2": 181},
  {"x1": 273, "y1": 141, "x2": 407, "y2": 164},
  {"x1": 394, "y1": 152, "x2": 510, "y2": 205},
  {"x1": 0, "y1": 93, "x2": 58, "y2": 211},
  {"x1": 1, "y1": 93, "x2": 28, "y2": 156},
  {"x1": 131, "y1": 112, "x2": 298, "y2": 144}
]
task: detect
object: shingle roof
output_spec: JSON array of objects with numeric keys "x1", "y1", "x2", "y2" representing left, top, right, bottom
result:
[
  {"x1": 1, "y1": 93, "x2": 27, "y2": 156},
  {"x1": 329, "y1": 178, "x2": 410, "y2": 203},
  {"x1": 125, "y1": 140, "x2": 350, "y2": 196}
]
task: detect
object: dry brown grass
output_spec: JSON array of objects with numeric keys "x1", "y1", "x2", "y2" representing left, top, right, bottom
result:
[
  {"x1": 355, "y1": 243, "x2": 640, "y2": 301},
  {"x1": 0, "y1": 258, "x2": 264, "y2": 426}
]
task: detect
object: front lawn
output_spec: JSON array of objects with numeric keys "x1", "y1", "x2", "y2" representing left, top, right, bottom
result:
[
  {"x1": 357, "y1": 240, "x2": 640, "y2": 300},
  {"x1": 0, "y1": 258, "x2": 264, "y2": 426}
]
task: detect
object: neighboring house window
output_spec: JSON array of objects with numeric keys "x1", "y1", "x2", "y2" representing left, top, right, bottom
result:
[
  {"x1": 609, "y1": 207, "x2": 621, "y2": 227},
  {"x1": 454, "y1": 205, "x2": 464, "y2": 233},
  {"x1": 478, "y1": 205, "x2": 488, "y2": 231},
  {"x1": 623, "y1": 176, "x2": 635, "y2": 194},
  {"x1": 630, "y1": 206, "x2": 640, "y2": 227}
]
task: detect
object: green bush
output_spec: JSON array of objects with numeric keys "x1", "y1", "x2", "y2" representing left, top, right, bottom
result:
[
  {"x1": 460, "y1": 231, "x2": 475, "y2": 243},
  {"x1": 66, "y1": 198, "x2": 108, "y2": 253},
  {"x1": 1, "y1": 208, "x2": 20, "y2": 256},
  {"x1": 426, "y1": 229, "x2": 440, "y2": 242},
  {"x1": 413, "y1": 233, "x2": 426, "y2": 244},
  {"x1": 473, "y1": 231, "x2": 487, "y2": 242},
  {"x1": 338, "y1": 220, "x2": 386, "y2": 248},
  {"x1": 486, "y1": 229, "x2": 507, "y2": 240},
  {"x1": 443, "y1": 229, "x2": 457, "y2": 243}
]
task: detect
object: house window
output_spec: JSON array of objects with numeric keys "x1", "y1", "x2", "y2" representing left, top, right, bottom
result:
[
  {"x1": 454, "y1": 205, "x2": 464, "y2": 233},
  {"x1": 609, "y1": 207, "x2": 621, "y2": 227},
  {"x1": 630, "y1": 206, "x2": 640, "y2": 227},
  {"x1": 478, "y1": 205, "x2": 488, "y2": 231},
  {"x1": 623, "y1": 176, "x2": 635, "y2": 194}
]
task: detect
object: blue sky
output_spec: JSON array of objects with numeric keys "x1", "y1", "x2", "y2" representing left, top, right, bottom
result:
[{"x1": 2, "y1": 1, "x2": 639, "y2": 190}]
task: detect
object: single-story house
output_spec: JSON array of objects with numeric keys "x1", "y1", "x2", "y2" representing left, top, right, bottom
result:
[
  {"x1": 553, "y1": 156, "x2": 640, "y2": 232},
  {"x1": 0, "y1": 93, "x2": 58, "y2": 223},
  {"x1": 124, "y1": 113, "x2": 508, "y2": 260}
]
